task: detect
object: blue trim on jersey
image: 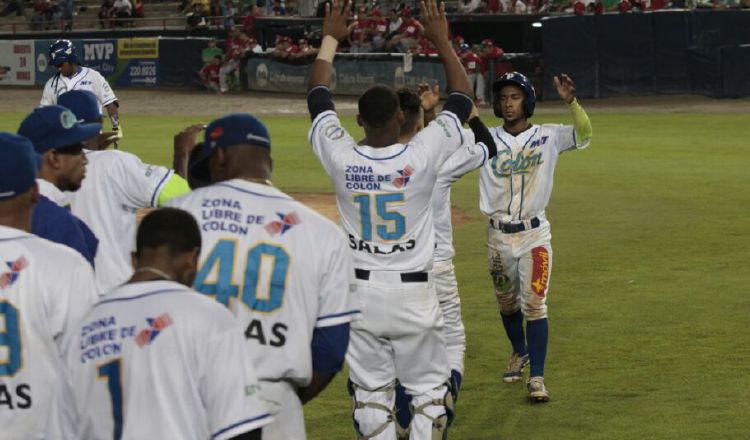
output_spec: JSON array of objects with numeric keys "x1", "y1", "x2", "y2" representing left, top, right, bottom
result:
[
  {"x1": 213, "y1": 182, "x2": 292, "y2": 200},
  {"x1": 0, "y1": 235, "x2": 31, "y2": 242},
  {"x1": 150, "y1": 170, "x2": 173, "y2": 207},
  {"x1": 521, "y1": 127, "x2": 539, "y2": 150},
  {"x1": 353, "y1": 145, "x2": 409, "y2": 161},
  {"x1": 438, "y1": 112, "x2": 465, "y2": 146},
  {"x1": 309, "y1": 111, "x2": 336, "y2": 144},
  {"x1": 507, "y1": 169, "x2": 513, "y2": 216},
  {"x1": 519, "y1": 175, "x2": 525, "y2": 221},
  {"x1": 317, "y1": 309, "x2": 361, "y2": 321},
  {"x1": 212, "y1": 413, "x2": 273, "y2": 439},
  {"x1": 495, "y1": 130, "x2": 513, "y2": 152},
  {"x1": 94, "y1": 288, "x2": 185, "y2": 308},
  {"x1": 479, "y1": 142, "x2": 488, "y2": 165}
]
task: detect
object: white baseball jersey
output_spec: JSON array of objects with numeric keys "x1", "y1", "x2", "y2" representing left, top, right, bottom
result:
[
  {"x1": 167, "y1": 180, "x2": 358, "y2": 384},
  {"x1": 432, "y1": 129, "x2": 490, "y2": 262},
  {"x1": 40, "y1": 66, "x2": 117, "y2": 109},
  {"x1": 37, "y1": 178, "x2": 71, "y2": 207},
  {"x1": 69, "y1": 149, "x2": 175, "y2": 292},
  {"x1": 0, "y1": 225, "x2": 98, "y2": 440},
  {"x1": 308, "y1": 109, "x2": 467, "y2": 272},
  {"x1": 480, "y1": 124, "x2": 589, "y2": 221},
  {"x1": 62, "y1": 280, "x2": 272, "y2": 440}
]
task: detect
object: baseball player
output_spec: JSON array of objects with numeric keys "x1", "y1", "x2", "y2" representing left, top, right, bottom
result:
[
  {"x1": 17, "y1": 105, "x2": 101, "y2": 267},
  {"x1": 55, "y1": 90, "x2": 192, "y2": 293},
  {"x1": 307, "y1": 1, "x2": 477, "y2": 437},
  {"x1": 387, "y1": 86, "x2": 497, "y2": 434},
  {"x1": 0, "y1": 132, "x2": 99, "y2": 439},
  {"x1": 62, "y1": 208, "x2": 273, "y2": 439},
  {"x1": 167, "y1": 113, "x2": 358, "y2": 440},
  {"x1": 482, "y1": 72, "x2": 592, "y2": 402},
  {"x1": 41, "y1": 40, "x2": 122, "y2": 139}
]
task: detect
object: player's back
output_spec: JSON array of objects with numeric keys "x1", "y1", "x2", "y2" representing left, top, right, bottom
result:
[
  {"x1": 64, "y1": 280, "x2": 272, "y2": 440},
  {"x1": 168, "y1": 179, "x2": 355, "y2": 384},
  {"x1": 70, "y1": 149, "x2": 175, "y2": 292},
  {"x1": 0, "y1": 225, "x2": 98, "y2": 440}
]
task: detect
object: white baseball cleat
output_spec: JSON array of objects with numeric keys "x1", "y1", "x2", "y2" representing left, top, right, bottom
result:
[
  {"x1": 503, "y1": 352, "x2": 529, "y2": 383},
  {"x1": 527, "y1": 376, "x2": 550, "y2": 402}
]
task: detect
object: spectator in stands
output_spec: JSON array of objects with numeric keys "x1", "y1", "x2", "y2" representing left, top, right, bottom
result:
[
  {"x1": 501, "y1": 0, "x2": 529, "y2": 12},
  {"x1": 479, "y1": 38, "x2": 503, "y2": 81},
  {"x1": 247, "y1": 37, "x2": 263, "y2": 54},
  {"x1": 271, "y1": 35, "x2": 292, "y2": 59},
  {"x1": 242, "y1": 4, "x2": 261, "y2": 39},
  {"x1": 615, "y1": 0, "x2": 632, "y2": 11},
  {"x1": 31, "y1": 0, "x2": 51, "y2": 30},
  {"x1": 574, "y1": 0, "x2": 586, "y2": 13},
  {"x1": 412, "y1": 36, "x2": 438, "y2": 55},
  {"x1": 296, "y1": 38, "x2": 318, "y2": 57},
  {"x1": 223, "y1": 0, "x2": 238, "y2": 30},
  {"x1": 0, "y1": 0, "x2": 25, "y2": 17},
  {"x1": 385, "y1": 7, "x2": 422, "y2": 53},
  {"x1": 110, "y1": 0, "x2": 132, "y2": 26},
  {"x1": 186, "y1": 0, "x2": 209, "y2": 29},
  {"x1": 60, "y1": 0, "x2": 74, "y2": 30},
  {"x1": 349, "y1": 7, "x2": 372, "y2": 53},
  {"x1": 460, "y1": 0, "x2": 483, "y2": 12},
  {"x1": 209, "y1": 0, "x2": 221, "y2": 17},
  {"x1": 220, "y1": 28, "x2": 248, "y2": 92},
  {"x1": 369, "y1": 8, "x2": 388, "y2": 51},
  {"x1": 202, "y1": 39, "x2": 223, "y2": 65},
  {"x1": 459, "y1": 43, "x2": 486, "y2": 104},
  {"x1": 132, "y1": 0, "x2": 144, "y2": 18},
  {"x1": 199, "y1": 55, "x2": 222, "y2": 92},
  {"x1": 386, "y1": 8, "x2": 402, "y2": 38},
  {"x1": 98, "y1": 0, "x2": 113, "y2": 28},
  {"x1": 271, "y1": 0, "x2": 286, "y2": 15}
]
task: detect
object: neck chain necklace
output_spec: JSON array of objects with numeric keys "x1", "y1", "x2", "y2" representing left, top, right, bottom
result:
[
  {"x1": 243, "y1": 177, "x2": 273, "y2": 186},
  {"x1": 133, "y1": 267, "x2": 173, "y2": 281}
]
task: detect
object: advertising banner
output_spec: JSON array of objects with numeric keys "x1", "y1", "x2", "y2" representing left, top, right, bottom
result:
[
  {"x1": 245, "y1": 55, "x2": 446, "y2": 96},
  {"x1": 0, "y1": 40, "x2": 35, "y2": 85},
  {"x1": 114, "y1": 38, "x2": 158, "y2": 87}
]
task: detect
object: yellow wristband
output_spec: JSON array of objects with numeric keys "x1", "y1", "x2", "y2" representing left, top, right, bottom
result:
[{"x1": 316, "y1": 35, "x2": 339, "y2": 63}]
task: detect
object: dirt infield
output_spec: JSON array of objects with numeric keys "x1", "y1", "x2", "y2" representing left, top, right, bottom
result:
[{"x1": 2, "y1": 86, "x2": 749, "y2": 115}]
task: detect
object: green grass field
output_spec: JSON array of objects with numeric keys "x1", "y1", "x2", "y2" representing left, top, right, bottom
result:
[{"x1": 2, "y1": 108, "x2": 748, "y2": 439}]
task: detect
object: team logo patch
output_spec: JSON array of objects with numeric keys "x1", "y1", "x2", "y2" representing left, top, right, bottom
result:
[
  {"x1": 323, "y1": 123, "x2": 344, "y2": 140},
  {"x1": 0, "y1": 257, "x2": 28, "y2": 289},
  {"x1": 60, "y1": 109, "x2": 77, "y2": 129},
  {"x1": 393, "y1": 165, "x2": 414, "y2": 188},
  {"x1": 210, "y1": 126, "x2": 224, "y2": 141},
  {"x1": 265, "y1": 212, "x2": 301, "y2": 236},
  {"x1": 135, "y1": 313, "x2": 173, "y2": 348},
  {"x1": 530, "y1": 247, "x2": 550, "y2": 297}
]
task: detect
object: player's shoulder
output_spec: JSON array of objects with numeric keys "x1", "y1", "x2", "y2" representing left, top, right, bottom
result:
[
  {"x1": 87, "y1": 148, "x2": 138, "y2": 165},
  {"x1": 20, "y1": 230, "x2": 92, "y2": 269},
  {"x1": 286, "y1": 196, "x2": 341, "y2": 233}
]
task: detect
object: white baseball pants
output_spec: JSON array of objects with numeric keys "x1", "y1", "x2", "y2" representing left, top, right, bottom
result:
[{"x1": 433, "y1": 259, "x2": 466, "y2": 375}]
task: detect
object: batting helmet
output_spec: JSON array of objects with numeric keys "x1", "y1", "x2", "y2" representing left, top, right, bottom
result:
[
  {"x1": 49, "y1": 39, "x2": 78, "y2": 66},
  {"x1": 492, "y1": 71, "x2": 536, "y2": 118}
]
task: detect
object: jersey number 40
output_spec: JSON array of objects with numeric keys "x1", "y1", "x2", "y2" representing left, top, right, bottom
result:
[{"x1": 193, "y1": 240, "x2": 289, "y2": 312}]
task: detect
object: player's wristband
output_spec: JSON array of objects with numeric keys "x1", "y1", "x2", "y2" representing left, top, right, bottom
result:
[{"x1": 316, "y1": 35, "x2": 338, "y2": 63}]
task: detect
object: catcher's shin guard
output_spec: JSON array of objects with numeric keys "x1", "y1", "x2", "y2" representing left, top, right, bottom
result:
[
  {"x1": 348, "y1": 379, "x2": 402, "y2": 440},
  {"x1": 409, "y1": 382, "x2": 455, "y2": 440}
]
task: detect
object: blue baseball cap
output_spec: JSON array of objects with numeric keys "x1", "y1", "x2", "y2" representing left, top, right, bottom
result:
[
  {"x1": 58, "y1": 90, "x2": 102, "y2": 124},
  {"x1": 0, "y1": 133, "x2": 40, "y2": 200},
  {"x1": 18, "y1": 105, "x2": 102, "y2": 154},
  {"x1": 189, "y1": 113, "x2": 271, "y2": 183}
]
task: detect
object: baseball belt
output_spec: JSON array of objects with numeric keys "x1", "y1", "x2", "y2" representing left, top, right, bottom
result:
[
  {"x1": 489, "y1": 216, "x2": 541, "y2": 234},
  {"x1": 354, "y1": 269, "x2": 428, "y2": 283}
]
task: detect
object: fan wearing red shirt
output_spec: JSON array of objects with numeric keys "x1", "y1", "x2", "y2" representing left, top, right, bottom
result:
[
  {"x1": 385, "y1": 7, "x2": 422, "y2": 52},
  {"x1": 199, "y1": 55, "x2": 222, "y2": 92},
  {"x1": 219, "y1": 28, "x2": 247, "y2": 93},
  {"x1": 479, "y1": 38, "x2": 504, "y2": 77},
  {"x1": 350, "y1": 7, "x2": 372, "y2": 53},
  {"x1": 368, "y1": 8, "x2": 389, "y2": 51},
  {"x1": 460, "y1": 43, "x2": 486, "y2": 104}
]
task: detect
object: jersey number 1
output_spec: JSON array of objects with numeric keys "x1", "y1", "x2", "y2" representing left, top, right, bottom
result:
[
  {"x1": 98, "y1": 358, "x2": 124, "y2": 440},
  {"x1": 194, "y1": 241, "x2": 290, "y2": 311}
]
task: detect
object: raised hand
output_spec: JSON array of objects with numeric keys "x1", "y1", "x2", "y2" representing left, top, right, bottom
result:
[
  {"x1": 418, "y1": 82, "x2": 440, "y2": 112},
  {"x1": 419, "y1": 0, "x2": 448, "y2": 45},
  {"x1": 554, "y1": 73, "x2": 576, "y2": 104},
  {"x1": 322, "y1": 0, "x2": 354, "y2": 42}
]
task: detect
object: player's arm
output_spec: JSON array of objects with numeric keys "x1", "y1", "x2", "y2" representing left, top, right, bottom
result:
[
  {"x1": 420, "y1": 0, "x2": 473, "y2": 122},
  {"x1": 555, "y1": 73, "x2": 592, "y2": 149},
  {"x1": 173, "y1": 124, "x2": 205, "y2": 180},
  {"x1": 468, "y1": 108, "x2": 497, "y2": 159},
  {"x1": 307, "y1": 0, "x2": 353, "y2": 120},
  {"x1": 297, "y1": 323, "x2": 350, "y2": 404},
  {"x1": 40, "y1": 80, "x2": 56, "y2": 106}
]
